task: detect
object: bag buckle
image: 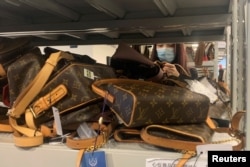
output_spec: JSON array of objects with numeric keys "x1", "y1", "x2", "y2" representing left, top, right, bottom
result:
[
  {"x1": 29, "y1": 105, "x2": 44, "y2": 118},
  {"x1": 29, "y1": 84, "x2": 68, "y2": 118}
]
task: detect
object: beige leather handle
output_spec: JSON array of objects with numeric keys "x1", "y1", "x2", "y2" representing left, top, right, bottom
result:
[
  {"x1": 9, "y1": 51, "x2": 74, "y2": 147},
  {"x1": 25, "y1": 84, "x2": 68, "y2": 130},
  {"x1": 9, "y1": 51, "x2": 73, "y2": 118},
  {"x1": 0, "y1": 120, "x2": 13, "y2": 132},
  {"x1": 29, "y1": 84, "x2": 68, "y2": 118}
]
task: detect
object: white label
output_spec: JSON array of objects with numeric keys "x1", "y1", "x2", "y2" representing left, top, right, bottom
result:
[
  {"x1": 84, "y1": 68, "x2": 95, "y2": 80},
  {"x1": 52, "y1": 106, "x2": 63, "y2": 136},
  {"x1": 196, "y1": 144, "x2": 233, "y2": 156},
  {"x1": 146, "y1": 157, "x2": 207, "y2": 167}
]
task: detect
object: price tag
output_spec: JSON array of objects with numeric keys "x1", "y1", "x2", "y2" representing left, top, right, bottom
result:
[
  {"x1": 52, "y1": 106, "x2": 63, "y2": 136},
  {"x1": 82, "y1": 151, "x2": 106, "y2": 167}
]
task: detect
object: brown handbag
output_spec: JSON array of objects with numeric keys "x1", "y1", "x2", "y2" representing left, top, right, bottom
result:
[
  {"x1": 92, "y1": 78, "x2": 210, "y2": 128},
  {"x1": 140, "y1": 111, "x2": 245, "y2": 167},
  {"x1": 113, "y1": 112, "x2": 245, "y2": 167},
  {"x1": 0, "y1": 37, "x2": 33, "y2": 77},
  {"x1": 0, "y1": 37, "x2": 38, "y2": 132},
  {"x1": 0, "y1": 37, "x2": 34, "y2": 104},
  {"x1": 29, "y1": 62, "x2": 116, "y2": 128},
  {"x1": 8, "y1": 51, "x2": 116, "y2": 147},
  {"x1": 7, "y1": 47, "x2": 46, "y2": 106}
]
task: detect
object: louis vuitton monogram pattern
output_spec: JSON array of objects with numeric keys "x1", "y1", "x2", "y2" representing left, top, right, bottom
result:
[
  {"x1": 106, "y1": 80, "x2": 210, "y2": 127},
  {"x1": 44, "y1": 103, "x2": 101, "y2": 128},
  {"x1": 34, "y1": 63, "x2": 115, "y2": 124},
  {"x1": 7, "y1": 48, "x2": 45, "y2": 106}
]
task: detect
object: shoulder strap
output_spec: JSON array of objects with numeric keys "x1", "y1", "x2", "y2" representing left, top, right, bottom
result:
[{"x1": 8, "y1": 51, "x2": 74, "y2": 147}]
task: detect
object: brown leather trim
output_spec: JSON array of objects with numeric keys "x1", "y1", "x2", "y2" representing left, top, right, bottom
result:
[
  {"x1": 0, "y1": 64, "x2": 6, "y2": 77},
  {"x1": 30, "y1": 84, "x2": 67, "y2": 118}
]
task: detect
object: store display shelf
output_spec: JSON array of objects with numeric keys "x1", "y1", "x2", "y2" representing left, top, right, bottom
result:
[{"x1": 0, "y1": 132, "x2": 238, "y2": 167}]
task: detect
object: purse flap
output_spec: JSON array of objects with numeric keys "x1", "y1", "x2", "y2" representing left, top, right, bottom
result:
[
  {"x1": 146, "y1": 123, "x2": 214, "y2": 143},
  {"x1": 141, "y1": 123, "x2": 214, "y2": 151}
]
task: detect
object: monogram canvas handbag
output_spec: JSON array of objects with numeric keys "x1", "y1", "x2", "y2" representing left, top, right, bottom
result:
[
  {"x1": 92, "y1": 78, "x2": 210, "y2": 128},
  {"x1": 0, "y1": 37, "x2": 38, "y2": 132},
  {"x1": 8, "y1": 51, "x2": 116, "y2": 147},
  {"x1": 113, "y1": 111, "x2": 245, "y2": 167}
]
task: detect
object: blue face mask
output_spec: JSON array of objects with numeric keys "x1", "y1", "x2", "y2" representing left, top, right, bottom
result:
[{"x1": 156, "y1": 47, "x2": 175, "y2": 62}]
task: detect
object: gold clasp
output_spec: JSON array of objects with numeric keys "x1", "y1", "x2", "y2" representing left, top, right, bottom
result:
[{"x1": 229, "y1": 128, "x2": 244, "y2": 138}]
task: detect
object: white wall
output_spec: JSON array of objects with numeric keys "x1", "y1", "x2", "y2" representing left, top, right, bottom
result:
[{"x1": 39, "y1": 44, "x2": 118, "y2": 64}]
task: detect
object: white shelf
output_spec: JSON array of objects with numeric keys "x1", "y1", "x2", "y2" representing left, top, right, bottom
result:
[
  {"x1": 0, "y1": 132, "x2": 239, "y2": 167},
  {"x1": 0, "y1": 132, "x2": 183, "y2": 167}
]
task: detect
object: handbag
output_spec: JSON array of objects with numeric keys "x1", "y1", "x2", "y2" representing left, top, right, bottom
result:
[
  {"x1": 194, "y1": 42, "x2": 205, "y2": 67},
  {"x1": 140, "y1": 111, "x2": 245, "y2": 167},
  {"x1": 28, "y1": 61, "x2": 116, "y2": 126},
  {"x1": 7, "y1": 47, "x2": 46, "y2": 106},
  {"x1": 110, "y1": 43, "x2": 164, "y2": 82},
  {"x1": 113, "y1": 111, "x2": 245, "y2": 167},
  {"x1": 0, "y1": 37, "x2": 36, "y2": 132},
  {"x1": 0, "y1": 37, "x2": 33, "y2": 77},
  {"x1": 8, "y1": 51, "x2": 116, "y2": 147},
  {"x1": 92, "y1": 78, "x2": 210, "y2": 128}
]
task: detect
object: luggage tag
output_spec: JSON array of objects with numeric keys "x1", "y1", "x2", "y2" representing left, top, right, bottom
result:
[
  {"x1": 81, "y1": 151, "x2": 107, "y2": 167},
  {"x1": 49, "y1": 106, "x2": 70, "y2": 145},
  {"x1": 52, "y1": 106, "x2": 63, "y2": 136}
]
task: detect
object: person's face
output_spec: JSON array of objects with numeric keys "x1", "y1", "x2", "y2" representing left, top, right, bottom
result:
[{"x1": 156, "y1": 44, "x2": 175, "y2": 62}]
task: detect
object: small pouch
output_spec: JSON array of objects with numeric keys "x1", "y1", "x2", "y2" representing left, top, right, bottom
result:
[
  {"x1": 141, "y1": 123, "x2": 214, "y2": 151},
  {"x1": 114, "y1": 127, "x2": 144, "y2": 143}
]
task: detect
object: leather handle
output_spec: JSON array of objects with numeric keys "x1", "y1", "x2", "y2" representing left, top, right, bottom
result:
[
  {"x1": 9, "y1": 51, "x2": 74, "y2": 147},
  {"x1": 9, "y1": 51, "x2": 73, "y2": 118},
  {"x1": 0, "y1": 120, "x2": 13, "y2": 132},
  {"x1": 29, "y1": 84, "x2": 68, "y2": 118},
  {"x1": 91, "y1": 79, "x2": 117, "y2": 103}
]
